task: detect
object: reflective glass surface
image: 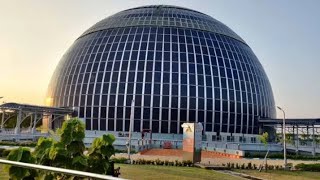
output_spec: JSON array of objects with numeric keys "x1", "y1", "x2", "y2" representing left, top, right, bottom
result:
[{"x1": 47, "y1": 5, "x2": 275, "y2": 134}]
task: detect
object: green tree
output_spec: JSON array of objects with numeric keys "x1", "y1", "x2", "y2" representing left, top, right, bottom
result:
[
  {"x1": 258, "y1": 132, "x2": 269, "y2": 172},
  {"x1": 87, "y1": 134, "x2": 116, "y2": 175},
  {"x1": 6, "y1": 147, "x2": 37, "y2": 180},
  {"x1": 315, "y1": 135, "x2": 320, "y2": 144},
  {"x1": 285, "y1": 133, "x2": 294, "y2": 145},
  {"x1": 259, "y1": 132, "x2": 269, "y2": 146},
  {"x1": 6, "y1": 118, "x2": 116, "y2": 179}
]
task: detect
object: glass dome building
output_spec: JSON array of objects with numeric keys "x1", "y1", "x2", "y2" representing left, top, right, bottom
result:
[{"x1": 47, "y1": 5, "x2": 275, "y2": 136}]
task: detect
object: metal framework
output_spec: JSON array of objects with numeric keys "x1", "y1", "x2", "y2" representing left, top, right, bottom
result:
[
  {"x1": 259, "y1": 118, "x2": 320, "y2": 155},
  {"x1": 0, "y1": 102, "x2": 75, "y2": 141}
]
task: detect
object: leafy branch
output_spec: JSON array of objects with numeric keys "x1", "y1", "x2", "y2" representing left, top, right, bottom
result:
[{"x1": 6, "y1": 118, "x2": 116, "y2": 179}]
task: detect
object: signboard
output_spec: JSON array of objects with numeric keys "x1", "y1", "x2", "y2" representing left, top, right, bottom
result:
[{"x1": 181, "y1": 123, "x2": 203, "y2": 163}]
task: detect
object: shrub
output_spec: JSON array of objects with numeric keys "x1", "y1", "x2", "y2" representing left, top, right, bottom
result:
[
  {"x1": 137, "y1": 159, "x2": 142, "y2": 164},
  {"x1": 245, "y1": 152, "x2": 320, "y2": 160},
  {"x1": 6, "y1": 118, "x2": 117, "y2": 179},
  {"x1": 176, "y1": 161, "x2": 182, "y2": 166},
  {"x1": 111, "y1": 157, "x2": 128, "y2": 164},
  {"x1": 2, "y1": 149, "x2": 11, "y2": 158},
  {"x1": 185, "y1": 160, "x2": 193, "y2": 167},
  {"x1": 7, "y1": 147, "x2": 37, "y2": 179},
  {"x1": 146, "y1": 160, "x2": 153, "y2": 165},
  {"x1": 175, "y1": 160, "x2": 179, "y2": 166},
  {"x1": 164, "y1": 160, "x2": 169, "y2": 166},
  {"x1": 153, "y1": 159, "x2": 164, "y2": 165},
  {"x1": 0, "y1": 148, "x2": 5, "y2": 156},
  {"x1": 182, "y1": 160, "x2": 187, "y2": 166},
  {"x1": 295, "y1": 163, "x2": 320, "y2": 171},
  {"x1": 231, "y1": 163, "x2": 235, "y2": 169},
  {"x1": 155, "y1": 158, "x2": 161, "y2": 165},
  {"x1": 0, "y1": 141, "x2": 37, "y2": 147},
  {"x1": 114, "y1": 149, "x2": 136, "y2": 154}
]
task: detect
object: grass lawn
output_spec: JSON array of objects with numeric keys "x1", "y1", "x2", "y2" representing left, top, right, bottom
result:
[
  {"x1": 0, "y1": 163, "x2": 241, "y2": 180},
  {"x1": 117, "y1": 164, "x2": 242, "y2": 180},
  {"x1": 235, "y1": 169, "x2": 320, "y2": 180},
  {"x1": 3, "y1": 163, "x2": 319, "y2": 180}
]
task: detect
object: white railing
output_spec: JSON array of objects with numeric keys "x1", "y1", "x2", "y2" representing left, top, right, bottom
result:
[
  {"x1": 202, "y1": 141, "x2": 283, "y2": 152},
  {"x1": 0, "y1": 159, "x2": 126, "y2": 180},
  {"x1": 0, "y1": 128, "x2": 15, "y2": 134}
]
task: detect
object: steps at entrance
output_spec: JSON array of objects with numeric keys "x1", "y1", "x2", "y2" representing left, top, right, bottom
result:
[{"x1": 140, "y1": 149, "x2": 242, "y2": 159}]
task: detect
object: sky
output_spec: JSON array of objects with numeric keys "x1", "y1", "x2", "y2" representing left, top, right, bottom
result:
[{"x1": 0, "y1": 0, "x2": 319, "y2": 118}]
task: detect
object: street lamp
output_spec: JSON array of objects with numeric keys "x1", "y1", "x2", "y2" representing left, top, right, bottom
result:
[{"x1": 277, "y1": 106, "x2": 287, "y2": 169}]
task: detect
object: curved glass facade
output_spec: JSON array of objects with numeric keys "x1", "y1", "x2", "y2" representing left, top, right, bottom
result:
[{"x1": 47, "y1": 5, "x2": 275, "y2": 135}]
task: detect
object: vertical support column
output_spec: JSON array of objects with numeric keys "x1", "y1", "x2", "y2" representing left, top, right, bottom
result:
[
  {"x1": 292, "y1": 125, "x2": 295, "y2": 146},
  {"x1": 1, "y1": 108, "x2": 4, "y2": 130},
  {"x1": 28, "y1": 113, "x2": 33, "y2": 132},
  {"x1": 48, "y1": 115, "x2": 52, "y2": 131},
  {"x1": 32, "y1": 113, "x2": 37, "y2": 134},
  {"x1": 128, "y1": 100, "x2": 134, "y2": 161},
  {"x1": 258, "y1": 124, "x2": 263, "y2": 134},
  {"x1": 14, "y1": 109, "x2": 22, "y2": 134},
  {"x1": 296, "y1": 125, "x2": 299, "y2": 154},
  {"x1": 312, "y1": 125, "x2": 315, "y2": 157},
  {"x1": 307, "y1": 126, "x2": 309, "y2": 144},
  {"x1": 281, "y1": 124, "x2": 283, "y2": 141}
]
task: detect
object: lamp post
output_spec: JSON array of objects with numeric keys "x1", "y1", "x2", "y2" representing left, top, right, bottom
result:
[{"x1": 277, "y1": 106, "x2": 287, "y2": 169}]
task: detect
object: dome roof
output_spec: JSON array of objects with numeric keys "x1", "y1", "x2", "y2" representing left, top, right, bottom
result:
[
  {"x1": 80, "y1": 5, "x2": 245, "y2": 43},
  {"x1": 47, "y1": 5, "x2": 276, "y2": 135}
]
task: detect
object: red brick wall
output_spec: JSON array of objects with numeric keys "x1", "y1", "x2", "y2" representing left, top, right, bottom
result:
[{"x1": 140, "y1": 149, "x2": 242, "y2": 159}]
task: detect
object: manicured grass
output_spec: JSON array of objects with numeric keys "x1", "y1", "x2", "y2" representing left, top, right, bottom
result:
[
  {"x1": 116, "y1": 164, "x2": 242, "y2": 180},
  {"x1": 0, "y1": 163, "x2": 240, "y2": 180},
  {"x1": 235, "y1": 169, "x2": 320, "y2": 180},
  {"x1": 7, "y1": 163, "x2": 317, "y2": 180}
]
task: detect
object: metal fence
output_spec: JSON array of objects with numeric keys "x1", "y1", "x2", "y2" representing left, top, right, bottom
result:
[{"x1": 0, "y1": 159, "x2": 127, "y2": 180}]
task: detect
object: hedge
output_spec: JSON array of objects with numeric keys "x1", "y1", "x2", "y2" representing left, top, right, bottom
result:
[
  {"x1": 245, "y1": 152, "x2": 320, "y2": 160},
  {"x1": 295, "y1": 163, "x2": 320, "y2": 171},
  {"x1": 110, "y1": 157, "x2": 288, "y2": 170},
  {"x1": 0, "y1": 141, "x2": 37, "y2": 147},
  {"x1": 110, "y1": 157, "x2": 194, "y2": 167}
]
